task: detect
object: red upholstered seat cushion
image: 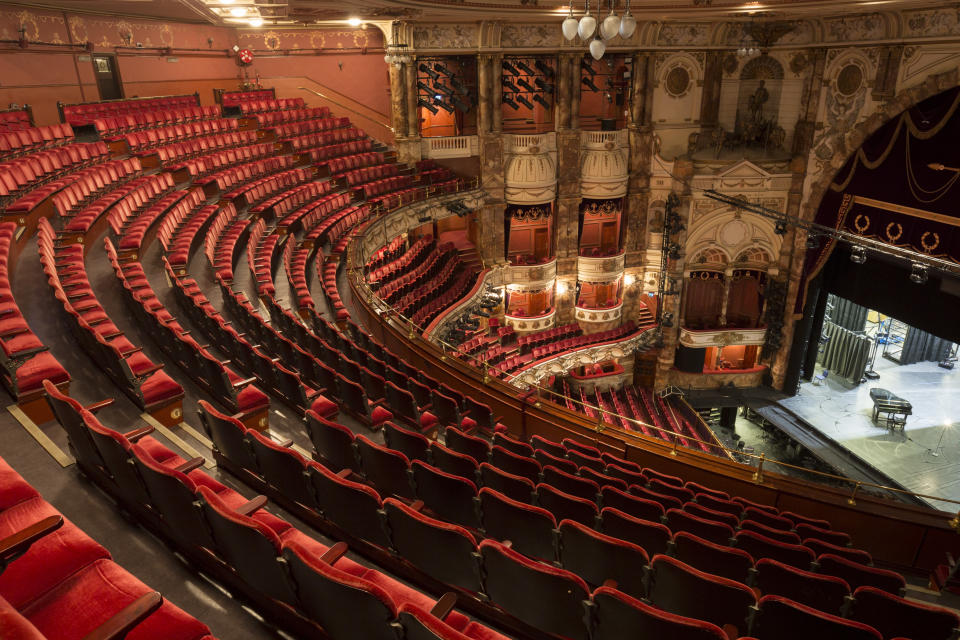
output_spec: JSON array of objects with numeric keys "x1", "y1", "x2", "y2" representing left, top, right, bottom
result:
[
  {"x1": 309, "y1": 394, "x2": 339, "y2": 419},
  {"x1": 0, "y1": 498, "x2": 110, "y2": 609},
  {"x1": 0, "y1": 594, "x2": 44, "y2": 640},
  {"x1": 11, "y1": 351, "x2": 69, "y2": 393},
  {"x1": 19, "y1": 559, "x2": 212, "y2": 640},
  {"x1": 371, "y1": 405, "x2": 393, "y2": 426},
  {"x1": 0, "y1": 458, "x2": 39, "y2": 509},
  {"x1": 138, "y1": 370, "x2": 184, "y2": 405},
  {"x1": 236, "y1": 384, "x2": 269, "y2": 412}
]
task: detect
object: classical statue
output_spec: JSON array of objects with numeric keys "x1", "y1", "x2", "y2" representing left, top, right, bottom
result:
[{"x1": 748, "y1": 80, "x2": 769, "y2": 122}]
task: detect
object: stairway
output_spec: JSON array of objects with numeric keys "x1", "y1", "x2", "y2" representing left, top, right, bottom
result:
[
  {"x1": 457, "y1": 246, "x2": 483, "y2": 275},
  {"x1": 636, "y1": 304, "x2": 656, "y2": 328}
]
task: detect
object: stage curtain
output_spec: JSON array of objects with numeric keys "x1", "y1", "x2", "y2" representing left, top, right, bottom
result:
[
  {"x1": 727, "y1": 277, "x2": 762, "y2": 327},
  {"x1": 818, "y1": 320, "x2": 870, "y2": 383},
  {"x1": 684, "y1": 278, "x2": 724, "y2": 328},
  {"x1": 829, "y1": 295, "x2": 868, "y2": 332},
  {"x1": 900, "y1": 327, "x2": 952, "y2": 365}
]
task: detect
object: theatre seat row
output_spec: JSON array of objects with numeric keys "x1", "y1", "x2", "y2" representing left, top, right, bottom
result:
[
  {"x1": 364, "y1": 234, "x2": 405, "y2": 275},
  {"x1": 367, "y1": 234, "x2": 435, "y2": 287},
  {"x1": 94, "y1": 105, "x2": 222, "y2": 140},
  {"x1": 298, "y1": 135, "x2": 372, "y2": 159},
  {"x1": 124, "y1": 119, "x2": 240, "y2": 154},
  {"x1": 305, "y1": 202, "x2": 374, "y2": 250},
  {"x1": 194, "y1": 155, "x2": 296, "y2": 194},
  {"x1": 0, "y1": 221, "x2": 70, "y2": 400},
  {"x1": 0, "y1": 123, "x2": 74, "y2": 158},
  {"x1": 207, "y1": 206, "x2": 248, "y2": 282},
  {"x1": 0, "y1": 107, "x2": 32, "y2": 132},
  {"x1": 37, "y1": 218, "x2": 185, "y2": 416},
  {"x1": 0, "y1": 140, "x2": 110, "y2": 213},
  {"x1": 43, "y1": 384, "x2": 502, "y2": 640},
  {"x1": 238, "y1": 97, "x2": 305, "y2": 114},
  {"x1": 152, "y1": 130, "x2": 260, "y2": 168},
  {"x1": 254, "y1": 109, "x2": 341, "y2": 129},
  {"x1": 375, "y1": 241, "x2": 453, "y2": 303},
  {"x1": 278, "y1": 190, "x2": 352, "y2": 232},
  {"x1": 161, "y1": 194, "x2": 222, "y2": 269},
  {"x1": 204, "y1": 403, "x2": 956, "y2": 640},
  {"x1": 51, "y1": 157, "x2": 143, "y2": 220},
  {"x1": 273, "y1": 119, "x2": 358, "y2": 140},
  {"x1": 250, "y1": 177, "x2": 333, "y2": 219},
  {"x1": 219, "y1": 89, "x2": 274, "y2": 108},
  {"x1": 0, "y1": 455, "x2": 218, "y2": 640},
  {"x1": 171, "y1": 141, "x2": 275, "y2": 182},
  {"x1": 222, "y1": 166, "x2": 313, "y2": 208},
  {"x1": 61, "y1": 94, "x2": 198, "y2": 127},
  {"x1": 322, "y1": 150, "x2": 387, "y2": 177}
]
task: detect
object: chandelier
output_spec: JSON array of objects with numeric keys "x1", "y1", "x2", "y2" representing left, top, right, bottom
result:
[
  {"x1": 383, "y1": 43, "x2": 412, "y2": 67},
  {"x1": 561, "y1": 0, "x2": 636, "y2": 60}
]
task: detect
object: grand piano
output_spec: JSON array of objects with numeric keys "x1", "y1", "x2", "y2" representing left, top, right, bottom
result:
[{"x1": 870, "y1": 388, "x2": 912, "y2": 430}]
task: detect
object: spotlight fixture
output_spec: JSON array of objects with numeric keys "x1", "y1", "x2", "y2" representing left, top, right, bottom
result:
[
  {"x1": 534, "y1": 59, "x2": 555, "y2": 78},
  {"x1": 515, "y1": 60, "x2": 536, "y2": 76},
  {"x1": 501, "y1": 77, "x2": 520, "y2": 93},
  {"x1": 909, "y1": 262, "x2": 928, "y2": 284},
  {"x1": 516, "y1": 78, "x2": 536, "y2": 92},
  {"x1": 806, "y1": 234, "x2": 819, "y2": 250},
  {"x1": 581, "y1": 58, "x2": 596, "y2": 76},
  {"x1": 662, "y1": 312, "x2": 674, "y2": 328},
  {"x1": 435, "y1": 62, "x2": 453, "y2": 77},
  {"x1": 436, "y1": 101, "x2": 455, "y2": 114},
  {"x1": 850, "y1": 245, "x2": 867, "y2": 264},
  {"x1": 516, "y1": 94, "x2": 534, "y2": 109},
  {"x1": 417, "y1": 97, "x2": 439, "y2": 115},
  {"x1": 774, "y1": 220, "x2": 787, "y2": 235},
  {"x1": 418, "y1": 63, "x2": 440, "y2": 81},
  {"x1": 535, "y1": 78, "x2": 555, "y2": 94},
  {"x1": 666, "y1": 243, "x2": 681, "y2": 260},
  {"x1": 532, "y1": 94, "x2": 552, "y2": 108},
  {"x1": 502, "y1": 60, "x2": 519, "y2": 75}
]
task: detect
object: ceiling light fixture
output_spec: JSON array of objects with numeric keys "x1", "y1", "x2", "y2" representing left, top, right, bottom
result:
[
  {"x1": 383, "y1": 43, "x2": 412, "y2": 67},
  {"x1": 247, "y1": 16, "x2": 263, "y2": 27},
  {"x1": 619, "y1": 0, "x2": 636, "y2": 38},
  {"x1": 229, "y1": 7, "x2": 246, "y2": 16},
  {"x1": 347, "y1": 17, "x2": 362, "y2": 27},
  {"x1": 600, "y1": 0, "x2": 620, "y2": 40},
  {"x1": 850, "y1": 246, "x2": 867, "y2": 264},
  {"x1": 589, "y1": 33, "x2": 606, "y2": 60},
  {"x1": 578, "y1": 0, "x2": 597, "y2": 40},
  {"x1": 562, "y1": 1, "x2": 579, "y2": 40},
  {"x1": 909, "y1": 262, "x2": 928, "y2": 284}
]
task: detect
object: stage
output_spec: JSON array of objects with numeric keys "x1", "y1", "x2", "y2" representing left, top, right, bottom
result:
[{"x1": 778, "y1": 357, "x2": 960, "y2": 512}]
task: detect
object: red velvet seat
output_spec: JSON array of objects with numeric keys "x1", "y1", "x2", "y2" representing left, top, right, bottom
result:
[
  {"x1": 492, "y1": 432, "x2": 533, "y2": 457},
  {"x1": 694, "y1": 492, "x2": 743, "y2": 518},
  {"x1": 409, "y1": 460, "x2": 481, "y2": 531},
  {"x1": 558, "y1": 519, "x2": 649, "y2": 598},
  {"x1": 682, "y1": 501, "x2": 740, "y2": 530},
  {"x1": 479, "y1": 539, "x2": 592, "y2": 640},
  {"x1": 398, "y1": 603, "x2": 511, "y2": 640},
  {"x1": 303, "y1": 411, "x2": 358, "y2": 473},
  {"x1": 355, "y1": 434, "x2": 415, "y2": 500},
  {"x1": 384, "y1": 421, "x2": 431, "y2": 463},
  {"x1": 542, "y1": 464, "x2": 600, "y2": 502},
  {"x1": 246, "y1": 430, "x2": 316, "y2": 508},
  {"x1": 666, "y1": 508, "x2": 735, "y2": 546},
  {"x1": 443, "y1": 426, "x2": 490, "y2": 464},
  {"x1": 795, "y1": 522, "x2": 850, "y2": 548},
  {"x1": 383, "y1": 498, "x2": 483, "y2": 593},
  {"x1": 629, "y1": 483, "x2": 683, "y2": 512},
  {"x1": 590, "y1": 586, "x2": 729, "y2": 640},
  {"x1": 536, "y1": 483, "x2": 598, "y2": 528},
  {"x1": 479, "y1": 463, "x2": 535, "y2": 504},
  {"x1": 672, "y1": 531, "x2": 754, "y2": 584},
  {"x1": 307, "y1": 460, "x2": 392, "y2": 549},
  {"x1": 750, "y1": 594, "x2": 882, "y2": 640},
  {"x1": 647, "y1": 554, "x2": 756, "y2": 637},
  {"x1": 753, "y1": 557, "x2": 850, "y2": 615},
  {"x1": 599, "y1": 506, "x2": 672, "y2": 557},
  {"x1": 816, "y1": 553, "x2": 906, "y2": 595},
  {"x1": 648, "y1": 478, "x2": 695, "y2": 504},
  {"x1": 197, "y1": 399, "x2": 259, "y2": 474},
  {"x1": 599, "y1": 485, "x2": 664, "y2": 524},
  {"x1": 533, "y1": 448, "x2": 578, "y2": 474},
  {"x1": 804, "y1": 537, "x2": 871, "y2": 565},
  {"x1": 743, "y1": 506, "x2": 794, "y2": 531},
  {"x1": 429, "y1": 441, "x2": 479, "y2": 481},
  {"x1": 489, "y1": 446, "x2": 541, "y2": 485},
  {"x1": 530, "y1": 435, "x2": 565, "y2": 458},
  {"x1": 740, "y1": 518, "x2": 802, "y2": 544},
  {"x1": 604, "y1": 461, "x2": 648, "y2": 487},
  {"x1": 478, "y1": 487, "x2": 557, "y2": 561},
  {"x1": 847, "y1": 585, "x2": 960, "y2": 640},
  {"x1": 734, "y1": 530, "x2": 815, "y2": 570}
]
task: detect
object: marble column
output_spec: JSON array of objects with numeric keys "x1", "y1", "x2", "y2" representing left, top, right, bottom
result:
[
  {"x1": 405, "y1": 60, "x2": 420, "y2": 138},
  {"x1": 570, "y1": 53, "x2": 581, "y2": 130},
  {"x1": 388, "y1": 62, "x2": 408, "y2": 139},
  {"x1": 698, "y1": 51, "x2": 723, "y2": 139},
  {"x1": 477, "y1": 54, "x2": 492, "y2": 135},
  {"x1": 554, "y1": 53, "x2": 583, "y2": 326},
  {"x1": 556, "y1": 54, "x2": 571, "y2": 131}
]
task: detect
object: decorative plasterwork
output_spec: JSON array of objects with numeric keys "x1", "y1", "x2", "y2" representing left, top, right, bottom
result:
[
  {"x1": 507, "y1": 327, "x2": 659, "y2": 390},
  {"x1": 578, "y1": 253, "x2": 626, "y2": 281},
  {"x1": 576, "y1": 302, "x2": 624, "y2": 324},
  {"x1": 504, "y1": 309, "x2": 556, "y2": 334},
  {"x1": 425, "y1": 268, "x2": 503, "y2": 342},
  {"x1": 678, "y1": 327, "x2": 767, "y2": 348},
  {"x1": 506, "y1": 259, "x2": 557, "y2": 288},
  {"x1": 690, "y1": 159, "x2": 793, "y2": 194}
]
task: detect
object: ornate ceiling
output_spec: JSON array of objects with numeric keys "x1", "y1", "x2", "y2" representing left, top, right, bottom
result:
[{"x1": 12, "y1": 0, "x2": 952, "y2": 27}]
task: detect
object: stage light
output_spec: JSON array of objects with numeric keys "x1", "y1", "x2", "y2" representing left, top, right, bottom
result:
[
  {"x1": 582, "y1": 76, "x2": 600, "y2": 92},
  {"x1": 662, "y1": 312, "x2": 674, "y2": 327},
  {"x1": 502, "y1": 60, "x2": 519, "y2": 75},
  {"x1": 534, "y1": 59, "x2": 555, "y2": 77},
  {"x1": 556, "y1": 280, "x2": 568, "y2": 295},
  {"x1": 502, "y1": 78, "x2": 520, "y2": 93},
  {"x1": 418, "y1": 63, "x2": 440, "y2": 81},
  {"x1": 909, "y1": 262, "x2": 928, "y2": 284},
  {"x1": 535, "y1": 78, "x2": 555, "y2": 94},
  {"x1": 417, "y1": 98, "x2": 439, "y2": 115},
  {"x1": 229, "y1": 7, "x2": 246, "y2": 16},
  {"x1": 623, "y1": 273, "x2": 635, "y2": 286},
  {"x1": 774, "y1": 220, "x2": 787, "y2": 235},
  {"x1": 532, "y1": 94, "x2": 552, "y2": 108},
  {"x1": 517, "y1": 78, "x2": 535, "y2": 92},
  {"x1": 502, "y1": 96, "x2": 520, "y2": 110},
  {"x1": 516, "y1": 95, "x2": 534, "y2": 109},
  {"x1": 850, "y1": 246, "x2": 867, "y2": 264},
  {"x1": 516, "y1": 60, "x2": 536, "y2": 76},
  {"x1": 806, "y1": 234, "x2": 819, "y2": 249}
]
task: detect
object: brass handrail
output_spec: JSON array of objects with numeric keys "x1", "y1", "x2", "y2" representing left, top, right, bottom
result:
[
  {"x1": 297, "y1": 86, "x2": 394, "y2": 133},
  {"x1": 341, "y1": 190, "x2": 960, "y2": 513}
]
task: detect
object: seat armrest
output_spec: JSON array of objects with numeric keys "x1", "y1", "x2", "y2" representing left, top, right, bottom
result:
[
  {"x1": 122, "y1": 425, "x2": 155, "y2": 442},
  {"x1": 429, "y1": 592, "x2": 458, "y2": 620},
  {"x1": 173, "y1": 457, "x2": 205, "y2": 474},
  {"x1": 82, "y1": 591, "x2": 163, "y2": 640},
  {"x1": 232, "y1": 376, "x2": 258, "y2": 389},
  {"x1": 0, "y1": 515, "x2": 63, "y2": 568},
  {"x1": 84, "y1": 398, "x2": 115, "y2": 413},
  {"x1": 319, "y1": 541, "x2": 348, "y2": 565},
  {"x1": 235, "y1": 495, "x2": 267, "y2": 517}
]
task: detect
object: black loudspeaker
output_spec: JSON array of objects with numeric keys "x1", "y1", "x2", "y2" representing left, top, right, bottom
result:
[
  {"x1": 600, "y1": 117, "x2": 617, "y2": 131},
  {"x1": 674, "y1": 345, "x2": 706, "y2": 373}
]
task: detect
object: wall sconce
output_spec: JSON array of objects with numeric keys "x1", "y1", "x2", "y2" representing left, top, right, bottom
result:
[
  {"x1": 555, "y1": 280, "x2": 568, "y2": 296},
  {"x1": 17, "y1": 25, "x2": 27, "y2": 48},
  {"x1": 121, "y1": 31, "x2": 133, "y2": 46},
  {"x1": 623, "y1": 273, "x2": 635, "y2": 287}
]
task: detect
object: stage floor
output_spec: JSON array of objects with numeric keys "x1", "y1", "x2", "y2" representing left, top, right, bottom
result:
[{"x1": 779, "y1": 357, "x2": 960, "y2": 512}]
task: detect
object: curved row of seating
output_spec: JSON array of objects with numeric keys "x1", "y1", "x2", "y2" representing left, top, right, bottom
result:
[
  {"x1": 198, "y1": 401, "x2": 959, "y2": 640},
  {"x1": 42, "y1": 383, "x2": 503, "y2": 640},
  {"x1": 253, "y1": 107, "x2": 334, "y2": 128},
  {"x1": 223, "y1": 166, "x2": 313, "y2": 208},
  {"x1": 152, "y1": 130, "x2": 259, "y2": 167},
  {"x1": 51, "y1": 157, "x2": 143, "y2": 220},
  {"x1": 94, "y1": 105, "x2": 222, "y2": 141},
  {"x1": 323, "y1": 150, "x2": 388, "y2": 177},
  {"x1": 367, "y1": 234, "x2": 435, "y2": 288},
  {"x1": 238, "y1": 97, "x2": 305, "y2": 114},
  {"x1": 64, "y1": 170, "x2": 174, "y2": 235},
  {"x1": 0, "y1": 221, "x2": 70, "y2": 401},
  {"x1": 0, "y1": 107, "x2": 32, "y2": 132},
  {"x1": 167, "y1": 140, "x2": 274, "y2": 181},
  {"x1": 299, "y1": 135, "x2": 372, "y2": 160},
  {"x1": 124, "y1": 119, "x2": 240, "y2": 154},
  {"x1": 273, "y1": 119, "x2": 358, "y2": 140},
  {"x1": 0, "y1": 454, "x2": 218, "y2": 639},
  {"x1": 278, "y1": 190, "x2": 352, "y2": 233},
  {"x1": 1, "y1": 139, "x2": 109, "y2": 214},
  {"x1": 219, "y1": 89, "x2": 274, "y2": 109},
  {"x1": 251, "y1": 177, "x2": 332, "y2": 219},
  {"x1": 37, "y1": 217, "x2": 184, "y2": 417},
  {"x1": 61, "y1": 94, "x2": 198, "y2": 127},
  {"x1": 195, "y1": 155, "x2": 296, "y2": 195}
]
